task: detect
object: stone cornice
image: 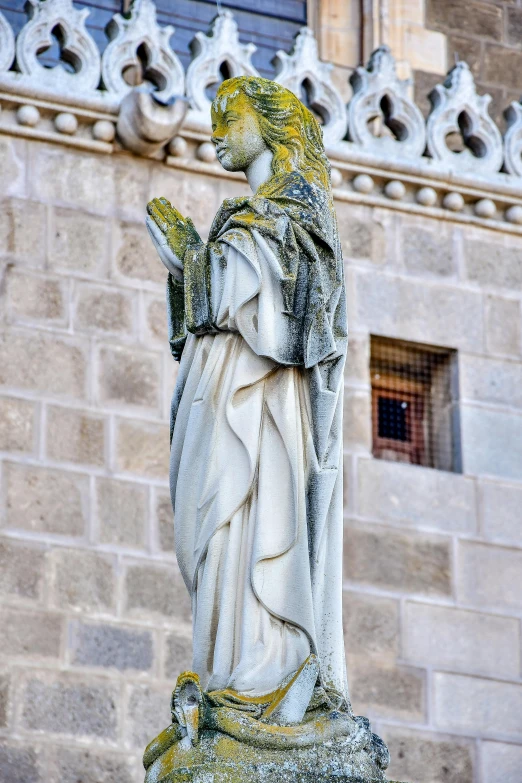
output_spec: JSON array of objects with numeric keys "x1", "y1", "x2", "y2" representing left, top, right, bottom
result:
[{"x1": 1, "y1": 0, "x2": 522, "y2": 232}]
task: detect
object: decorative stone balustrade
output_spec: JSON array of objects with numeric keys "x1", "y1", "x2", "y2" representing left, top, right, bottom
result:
[{"x1": 1, "y1": 0, "x2": 522, "y2": 233}]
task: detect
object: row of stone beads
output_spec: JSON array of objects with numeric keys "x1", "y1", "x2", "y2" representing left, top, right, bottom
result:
[
  {"x1": 16, "y1": 104, "x2": 115, "y2": 142},
  {"x1": 348, "y1": 172, "x2": 522, "y2": 225}
]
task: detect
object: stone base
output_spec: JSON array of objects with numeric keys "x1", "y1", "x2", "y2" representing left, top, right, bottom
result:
[{"x1": 145, "y1": 730, "x2": 392, "y2": 783}]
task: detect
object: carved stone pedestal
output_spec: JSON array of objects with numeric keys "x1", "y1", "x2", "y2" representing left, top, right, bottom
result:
[
  {"x1": 143, "y1": 670, "x2": 397, "y2": 783},
  {"x1": 144, "y1": 730, "x2": 393, "y2": 783}
]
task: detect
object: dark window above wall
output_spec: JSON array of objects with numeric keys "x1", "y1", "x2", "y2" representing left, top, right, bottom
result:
[
  {"x1": 154, "y1": 0, "x2": 307, "y2": 76},
  {"x1": 1, "y1": 0, "x2": 307, "y2": 77},
  {"x1": 370, "y1": 336, "x2": 461, "y2": 473}
]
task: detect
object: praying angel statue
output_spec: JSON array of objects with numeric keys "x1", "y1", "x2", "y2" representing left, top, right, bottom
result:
[{"x1": 144, "y1": 76, "x2": 393, "y2": 783}]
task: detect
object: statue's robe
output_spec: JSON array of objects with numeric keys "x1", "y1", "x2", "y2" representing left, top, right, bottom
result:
[{"x1": 166, "y1": 172, "x2": 348, "y2": 701}]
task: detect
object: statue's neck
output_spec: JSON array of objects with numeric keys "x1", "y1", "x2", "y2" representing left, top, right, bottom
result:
[{"x1": 246, "y1": 149, "x2": 274, "y2": 194}]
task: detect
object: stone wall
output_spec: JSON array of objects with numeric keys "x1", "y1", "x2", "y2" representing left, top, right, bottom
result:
[
  {"x1": 417, "y1": 0, "x2": 522, "y2": 123},
  {"x1": 0, "y1": 128, "x2": 521, "y2": 783}
]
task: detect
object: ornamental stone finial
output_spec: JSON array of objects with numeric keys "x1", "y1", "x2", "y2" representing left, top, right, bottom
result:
[
  {"x1": 15, "y1": 0, "x2": 101, "y2": 92},
  {"x1": 101, "y1": 0, "x2": 184, "y2": 102},
  {"x1": 273, "y1": 27, "x2": 347, "y2": 148},
  {"x1": 426, "y1": 61, "x2": 503, "y2": 174},
  {"x1": 347, "y1": 45, "x2": 426, "y2": 159},
  {"x1": 185, "y1": 11, "x2": 258, "y2": 117},
  {"x1": 0, "y1": 10, "x2": 15, "y2": 73}
]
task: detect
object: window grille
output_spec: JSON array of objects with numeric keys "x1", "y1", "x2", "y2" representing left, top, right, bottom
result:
[{"x1": 370, "y1": 336, "x2": 461, "y2": 472}]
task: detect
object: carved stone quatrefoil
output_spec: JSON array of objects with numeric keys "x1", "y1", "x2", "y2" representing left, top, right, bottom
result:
[
  {"x1": 426, "y1": 61, "x2": 503, "y2": 174},
  {"x1": 185, "y1": 12, "x2": 258, "y2": 118},
  {"x1": 347, "y1": 46, "x2": 426, "y2": 159},
  {"x1": 102, "y1": 0, "x2": 184, "y2": 103},
  {"x1": 15, "y1": 0, "x2": 101, "y2": 92}
]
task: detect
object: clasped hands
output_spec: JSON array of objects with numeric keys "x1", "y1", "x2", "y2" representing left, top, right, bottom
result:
[{"x1": 146, "y1": 197, "x2": 202, "y2": 279}]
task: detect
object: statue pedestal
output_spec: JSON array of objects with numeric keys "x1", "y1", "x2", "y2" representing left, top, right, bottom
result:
[
  {"x1": 143, "y1": 670, "x2": 397, "y2": 783},
  {"x1": 145, "y1": 730, "x2": 393, "y2": 783}
]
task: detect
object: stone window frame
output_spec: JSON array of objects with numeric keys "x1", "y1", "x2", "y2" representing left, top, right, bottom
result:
[{"x1": 370, "y1": 335, "x2": 461, "y2": 473}]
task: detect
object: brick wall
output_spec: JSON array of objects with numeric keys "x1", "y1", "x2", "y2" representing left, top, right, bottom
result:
[
  {"x1": 416, "y1": 0, "x2": 522, "y2": 123},
  {"x1": 0, "y1": 134, "x2": 521, "y2": 783}
]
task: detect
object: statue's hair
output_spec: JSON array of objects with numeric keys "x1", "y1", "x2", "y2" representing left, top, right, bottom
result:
[{"x1": 213, "y1": 76, "x2": 331, "y2": 192}]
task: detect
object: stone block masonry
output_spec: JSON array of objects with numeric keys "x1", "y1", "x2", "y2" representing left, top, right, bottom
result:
[{"x1": 0, "y1": 135, "x2": 521, "y2": 783}]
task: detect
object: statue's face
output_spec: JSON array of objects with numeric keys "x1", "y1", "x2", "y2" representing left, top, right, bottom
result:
[{"x1": 211, "y1": 91, "x2": 268, "y2": 172}]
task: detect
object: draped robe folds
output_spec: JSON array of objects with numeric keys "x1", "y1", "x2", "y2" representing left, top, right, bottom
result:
[{"x1": 166, "y1": 173, "x2": 349, "y2": 702}]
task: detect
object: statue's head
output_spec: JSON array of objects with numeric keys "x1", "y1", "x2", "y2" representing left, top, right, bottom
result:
[{"x1": 211, "y1": 76, "x2": 331, "y2": 191}]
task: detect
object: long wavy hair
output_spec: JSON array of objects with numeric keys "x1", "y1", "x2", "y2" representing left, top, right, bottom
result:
[{"x1": 213, "y1": 76, "x2": 331, "y2": 192}]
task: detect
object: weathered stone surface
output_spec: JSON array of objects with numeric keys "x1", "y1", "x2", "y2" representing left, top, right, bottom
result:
[
  {"x1": 481, "y1": 480, "x2": 522, "y2": 542},
  {"x1": 0, "y1": 330, "x2": 86, "y2": 399},
  {"x1": 464, "y1": 238, "x2": 522, "y2": 289},
  {"x1": 164, "y1": 630, "x2": 193, "y2": 679},
  {"x1": 403, "y1": 602, "x2": 520, "y2": 678},
  {"x1": 426, "y1": 0, "x2": 502, "y2": 39},
  {"x1": 457, "y1": 540, "x2": 522, "y2": 612},
  {"x1": 97, "y1": 477, "x2": 147, "y2": 548},
  {"x1": 348, "y1": 657, "x2": 425, "y2": 721},
  {"x1": 126, "y1": 684, "x2": 170, "y2": 750},
  {"x1": 70, "y1": 620, "x2": 153, "y2": 672},
  {"x1": 357, "y1": 458, "x2": 476, "y2": 533},
  {"x1": 460, "y1": 404, "x2": 522, "y2": 480},
  {"x1": 5, "y1": 462, "x2": 88, "y2": 536},
  {"x1": 345, "y1": 332, "x2": 370, "y2": 386},
  {"x1": 115, "y1": 222, "x2": 166, "y2": 284},
  {"x1": 155, "y1": 490, "x2": 175, "y2": 552},
  {"x1": 342, "y1": 591, "x2": 399, "y2": 658},
  {"x1": 146, "y1": 296, "x2": 168, "y2": 342},
  {"x1": 460, "y1": 354, "x2": 522, "y2": 409},
  {"x1": 434, "y1": 673, "x2": 522, "y2": 739},
  {"x1": 483, "y1": 45, "x2": 522, "y2": 89},
  {"x1": 50, "y1": 549, "x2": 116, "y2": 613},
  {"x1": 6, "y1": 269, "x2": 66, "y2": 323},
  {"x1": 21, "y1": 674, "x2": 119, "y2": 740},
  {"x1": 354, "y1": 270, "x2": 484, "y2": 352},
  {"x1": 0, "y1": 396, "x2": 35, "y2": 452},
  {"x1": 0, "y1": 199, "x2": 45, "y2": 265},
  {"x1": 48, "y1": 746, "x2": 137, "y2": 783},
  {"x1": 74, "y1": 282, "x2": 134, "y2": 334},
  {"x1": 0, "y1": 743, "x2": 42, "y2": 783},
  {"x1": 336, "y1": 203, "x2": 386, "y2": 265},
  {"x1": 344, "y1": 524, "x2": 452, "y2": 596},
  {"x1": 447, "y1": 35, "x2": 482, "y2": 79},
  {"x1": 50, "y1": 208, "x2": 109, "y2": 275},
  {"x1": 124, "y1": 563, "x2": 191, "y2": 622},
  {"x1": 383, "y1": 727, "x2": 474, "y2": 783},
  {"x1": 116, "y1": 418, "x2": 170, "y2": 478},
  {"x1": 485, "y1": 295, "x2": 521, "y2": 356},
  {"x1": 343, "y1": 391, "x2": 372, "y2": 451},
  {"x1": 0, "y1": 539, "x2": 45, "y2": 601},
  {"x1": 0, "y1": 608, "x2": 62, "y2": 659},
  {"x1": 98, "y1": 344, "x2": 161, "y2": 409},
  {"x1": 30, "y1": 146, "x2": 115, "y2": 211},
  {"x1": 0, "y1": 675, "x2": 10, "y2": 728},
  {"x1": 482, "y1": 741, "x2": 522, "y2": 783},
  {"x1": 0, "y1": 138, "x2": 25, "y2": 199},
  {"x1": 402, "y1": 224, "x2": 455, "y2": 277},
  {"x1": 47, "y1": 406, "x2": 105, "y2": 466}
]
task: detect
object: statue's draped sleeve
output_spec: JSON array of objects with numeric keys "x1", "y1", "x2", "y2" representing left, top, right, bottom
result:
[{"x1": 165, "y1": 173, "x2": 347, "y2": 371}]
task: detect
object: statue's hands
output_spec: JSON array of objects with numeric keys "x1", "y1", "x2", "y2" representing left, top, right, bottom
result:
[{"x1": 146, "y1": 197, "x2": 202, "y2": 278}]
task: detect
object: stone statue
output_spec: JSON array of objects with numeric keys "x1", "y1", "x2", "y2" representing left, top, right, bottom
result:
[{"x1": 144, "y1": 76, "x2": 394, "y2": 783}]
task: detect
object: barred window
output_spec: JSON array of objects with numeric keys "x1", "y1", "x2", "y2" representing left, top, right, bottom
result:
[{"x1": 370, "y1": 336, "x2": 461, "y2": 473}]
